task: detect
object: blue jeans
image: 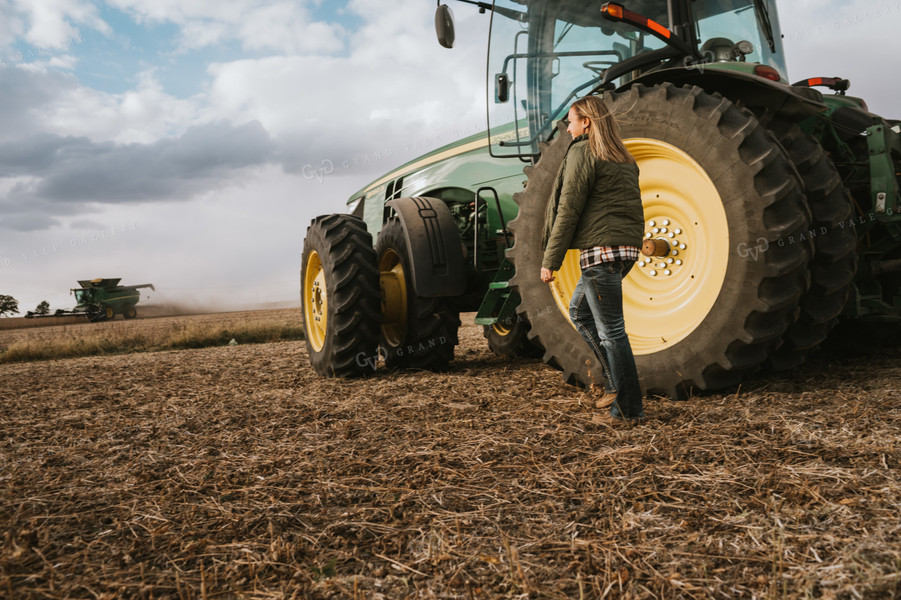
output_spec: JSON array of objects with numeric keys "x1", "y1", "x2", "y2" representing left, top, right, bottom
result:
[{"x1": 569, "y1": 261, "x2": 644, "y2": 419}]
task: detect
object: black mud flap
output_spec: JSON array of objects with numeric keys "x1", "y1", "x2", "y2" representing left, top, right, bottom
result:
[{"x1": 386, "y1": 196, "x2": 466, "y2": 298}]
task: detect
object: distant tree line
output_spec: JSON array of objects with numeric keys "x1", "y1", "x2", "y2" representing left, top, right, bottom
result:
[
  {"x1": 0, "y1": 295, "x2": 18, "y2": 317},
  {"x1": 0, "y1": 296, "x2": 54, "y2": 318}
]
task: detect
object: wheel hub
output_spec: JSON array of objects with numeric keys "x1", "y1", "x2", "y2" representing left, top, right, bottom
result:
[{"x1": 637, "y1": 218, "x2": 688, "y2": 278}]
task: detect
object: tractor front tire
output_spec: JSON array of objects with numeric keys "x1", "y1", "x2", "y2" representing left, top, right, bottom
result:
[
  {"x1": 376, "y1": 217, "x2": 460, "y2": 370},
  {"x1": 508, "y1": 83, "x2": 812, "y2": 398},
  {"x1": 301, "y1": 214, "x2": 382, "y2": 377},
  {"x1": 123, "y1": 306, "x2": 138, "y2": 319}
]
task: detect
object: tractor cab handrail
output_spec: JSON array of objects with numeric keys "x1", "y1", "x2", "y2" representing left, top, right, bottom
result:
[{"x1": 498, "y1": 49, "x2": 623, "y2": 76}]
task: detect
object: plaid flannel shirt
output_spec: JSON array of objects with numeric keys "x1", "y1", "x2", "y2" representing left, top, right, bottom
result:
[{"x1": 579, "y1": 245, "x2": 641, "y2": 270}]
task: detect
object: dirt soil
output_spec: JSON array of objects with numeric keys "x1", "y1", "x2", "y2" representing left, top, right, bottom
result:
[{"x1": 1, "y1": 309, "x2": 899, "y2": 599}]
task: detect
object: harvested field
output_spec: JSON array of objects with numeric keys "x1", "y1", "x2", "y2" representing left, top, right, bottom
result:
[
  {"x1": 0, "y1": 309, "x2": 302, "y2": 363},
  {"x1": 0, "y1": 316, "x2": 87, "y2": 331},
  {"x1": 0, "y1": 309, "x2": 301, "y2": 348},
  {"x1": 1, "y1": 309, "x2": 899, "y2": 599}
]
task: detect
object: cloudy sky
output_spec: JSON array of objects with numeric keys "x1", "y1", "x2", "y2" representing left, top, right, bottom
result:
[{"x1": 1, "y1": 0, "x2": 899, "y2": 314}]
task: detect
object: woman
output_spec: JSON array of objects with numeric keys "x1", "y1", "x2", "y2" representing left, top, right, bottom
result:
[{"x1": 539, "y1": 95, "x2": 645, "y2": 425}]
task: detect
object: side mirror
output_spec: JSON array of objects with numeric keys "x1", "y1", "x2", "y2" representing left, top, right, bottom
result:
[
  {"x1": 495, "y1": 73, "x2": 510, "y2": 103},
  {"x1": 435, "y1": 4, "x2": 455, "y2": 49}
]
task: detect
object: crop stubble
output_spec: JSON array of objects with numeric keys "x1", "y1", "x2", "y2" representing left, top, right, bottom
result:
[{"x1": 1, "y1": 309, "x2": 899, "y2": 599}]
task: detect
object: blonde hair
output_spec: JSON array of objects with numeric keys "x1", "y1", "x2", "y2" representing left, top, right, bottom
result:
[{"x1": 570, "y1": 95, "x2": 635, "y2": 164}]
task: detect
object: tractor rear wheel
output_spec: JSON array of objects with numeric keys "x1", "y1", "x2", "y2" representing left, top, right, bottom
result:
[
  {"x1": 376, "y1": 217, "x2": 459, "y2": 370},
  {"x1": 123, "y1": 306, "x2": 138, "y2": 319},
  {"x1": 301, "y1": 214, "x2": 381, "y2": 377},
  {"x1": 507, "y1": 83, "x2": 812, "y2": 398},
  {"x1": 760, "y1": 119, "x2": 857, "y2": 370}
]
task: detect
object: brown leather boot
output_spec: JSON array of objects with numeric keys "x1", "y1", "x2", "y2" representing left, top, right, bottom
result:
[{"x1": 594, "y1": 391, "x2": 617, "y2": 409}]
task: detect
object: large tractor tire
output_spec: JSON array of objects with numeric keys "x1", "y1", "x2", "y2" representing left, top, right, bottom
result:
[
  {"x1": 376, "y1": 217, "x2": 460, "y2": 370},
  {"x1": 759, "y1": 119, "x2": 857, "y2": 370},
  {"x1": 301, "y1": 214, "x2": 381, "y2": 377},
  {"x1": 482, "y1": 315, "x2": 543, "y2": 358},
  {"x1": 123, "y1": 306, "x2": 138, "y2": 319},
  {"x1": 507, "y1": 83, "x2": 812, "y2": 398}
]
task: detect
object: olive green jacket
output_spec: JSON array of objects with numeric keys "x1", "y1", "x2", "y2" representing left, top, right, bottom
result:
[{"x1": 541, "y1": 135, "x2": 645, "y2": 271}]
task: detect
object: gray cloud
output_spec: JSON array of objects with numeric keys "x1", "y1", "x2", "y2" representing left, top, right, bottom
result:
[
  {"x1": 2, "y1": 213, "x2": 61, "y2": 232},
  {"x1": 0, "y1": 68, "x2": 73, "y2": 140},
  {"x1": 0, "y1": 120, "x2": 276, "y2": 231}
]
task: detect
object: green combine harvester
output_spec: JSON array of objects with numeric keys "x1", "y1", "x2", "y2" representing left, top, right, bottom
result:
[
  {"x1": 301, "y1": 0, "x2": 901, "y2": 398},
  {"x1": 63, "y1": 278, "x2": 155, "y2": 322}
]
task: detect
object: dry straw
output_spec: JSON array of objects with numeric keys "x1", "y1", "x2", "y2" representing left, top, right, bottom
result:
[
  {"x1": 0, "y1": 310, "x2": 303, "y2": 363},
  {"x1": 0, "y1": 314, "x2": 899, "y2": 598}
]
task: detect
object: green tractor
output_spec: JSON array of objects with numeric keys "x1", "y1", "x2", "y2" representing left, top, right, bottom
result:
[
  {"x1": 70, "y1": 278, "x2": 155, "y2": 322},
  {"x1": 301, "y1": 0, "x2": 901, "y2": 397}
]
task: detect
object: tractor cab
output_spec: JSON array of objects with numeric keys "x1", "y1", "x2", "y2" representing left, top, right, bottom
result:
[
  {"x1": 72, "y1": 288, "x2": 92, "y2": 305},
  {"x1": 478, "y1": 0, "x2": 786, "y2": 157}
]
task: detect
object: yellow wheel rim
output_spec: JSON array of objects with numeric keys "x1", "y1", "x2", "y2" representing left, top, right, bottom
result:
[
  {"x1": 379, "y1": 248, "x2": 407, "y2": 347},
  {"x1": 303, "y1": 250, "x2": 328, "y2": 352},
  {"x1": 105, "y1": 307, "x2": 115, "y2": 319},
  {"x1": 492, "y1": 321, "x2": 513, "y2": 336},
  {"x1": 548, "y1": 138, "x2": 729, "y2": 355}
]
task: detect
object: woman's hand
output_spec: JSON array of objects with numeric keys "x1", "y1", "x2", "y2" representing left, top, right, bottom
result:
[{"x1": 540, "y1": 268, "x2": 555, "y2": 283}]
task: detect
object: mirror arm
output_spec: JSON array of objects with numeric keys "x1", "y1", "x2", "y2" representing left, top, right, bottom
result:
[{"x1": 455, "y1": 0, "x2": 527, "y2": 22}]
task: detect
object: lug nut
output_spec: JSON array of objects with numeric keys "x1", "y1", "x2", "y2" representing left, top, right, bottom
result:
[
  {"x1": 674, "y1": 228, "x2": 682, "y2": 234},
  {"x1": 662, "y1": 219, "x2": 670, "y2": 226},
  {"x1": 675, "y1": 259, "x2": 683, "y2": 265},
  {"x1": 679, "y1": 243, "x2": 686, "y2": 249},
  {"x1": 649, "y1": 220, "x2": 656, "y2": 227},
  {"x1": 664, "y1": 269, "x2": 672, "y2": 276},
  {"x1": 650, "y1": 270, "x2": 657, "y2": 276}
]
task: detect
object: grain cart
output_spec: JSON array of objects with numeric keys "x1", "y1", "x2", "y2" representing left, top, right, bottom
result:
[
  {"x1": 69, "y1": 278, "x2": 155, "y2": 321},
  {"x1": 301, "y1": 0, "x2": 901, "y2": 397}
]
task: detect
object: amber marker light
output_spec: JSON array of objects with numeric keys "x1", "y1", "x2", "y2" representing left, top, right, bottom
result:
[
  {"x1": 794, "y1": 77, "x2": 851, "y2": 92},
  {"x1": 647, "y1": 19, "x2": 671, "y2": 38},
  {"x1": 754, "y1": 65, "x2": 782, "y2": 82},
  {"x1": 601, "y1": 3, "x2": 672, "y2": 39},
  {"x1": 600, "y1": 3, "x2": 623, "y2": 19}
]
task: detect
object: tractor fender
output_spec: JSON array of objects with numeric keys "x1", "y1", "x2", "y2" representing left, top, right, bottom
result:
[
  {"x1": 628, "y1": 66, "x2": 827, "y2": 121},
  {"x1": 385, "y1": 196, "x2": 466, "y2": 298}
]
